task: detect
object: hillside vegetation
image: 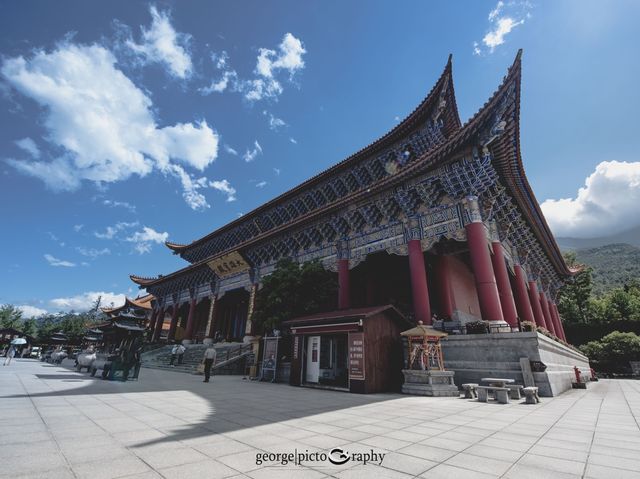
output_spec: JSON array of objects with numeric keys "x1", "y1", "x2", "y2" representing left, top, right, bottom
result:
[{"x1": 574, "y1": 243, "x2": 640, "y2": 295}]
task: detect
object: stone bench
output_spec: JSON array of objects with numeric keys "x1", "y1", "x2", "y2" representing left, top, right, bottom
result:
[
  {"x1": 522, "y1": 386, "x2": 540, "y2": 404},
  {"x1": 461, "y1": 383, "x2": 478, "y2": 399},
  {"x1": 507, "y1": 384, "x2": 524, "y2": 400},
  {"x1": 476, "y1": 385, "x2": 510, "y2": 404}
]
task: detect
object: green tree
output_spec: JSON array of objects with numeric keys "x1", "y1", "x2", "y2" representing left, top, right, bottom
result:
[
  {"x1": 0, "y1": 304, "x2": 23, "y2": 329},
  {"x1": 580, "y1": 331, "x2": 640, "y2": 366},
  {"x1": 21, "y1": 318, "x2": 38, "y2": 337},
  {"x1": 252, "y1": 258, "x2": 337, "y2": 332}
]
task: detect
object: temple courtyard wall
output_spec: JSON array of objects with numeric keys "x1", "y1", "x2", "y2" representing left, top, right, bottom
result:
[{"x1": 442, "y1": 331, "x2": 590, "y2": 397}]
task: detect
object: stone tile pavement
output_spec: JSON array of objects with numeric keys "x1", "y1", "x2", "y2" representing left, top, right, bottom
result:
[{"x1": 1, "y1": 359, "x2": 639, "y2": 478}]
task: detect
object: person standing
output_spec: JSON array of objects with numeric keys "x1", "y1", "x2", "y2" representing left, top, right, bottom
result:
[
  {"x1": 3, "y1": 345, "x2": 16, "y2": 366},
  {"x1": 169, "y1": 343, "x2": 178, "y2": 367},
  {"x1": 177, "y1": 344, "x2": 186, "y2": 365},
  {"x1": 202, "y1": 345, "x2": 217, "y2": 382}
]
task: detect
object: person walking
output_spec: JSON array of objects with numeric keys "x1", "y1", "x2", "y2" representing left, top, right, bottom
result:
[
  {"x1": 202, "y1": 345, "x2": 217, "y2": 383},
  {"x1": 3, "y1": 345, "x2": 16, "y2": 366},
  {"x1": 177, "y1": 344, "x2": 186, "y2": 365},
  {"x1": 169, "y1": 343, "x2": 178, "y2": 367}
]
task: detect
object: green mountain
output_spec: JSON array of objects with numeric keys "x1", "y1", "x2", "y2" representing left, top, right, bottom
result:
[{"x1": 572, "y1": 243, "x2": 640, "y2": 295}]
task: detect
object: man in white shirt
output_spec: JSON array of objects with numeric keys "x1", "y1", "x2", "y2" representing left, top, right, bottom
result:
[
  {"x1": 202, "y1": 346, "x2": 217, "y2": 382},
  {"x1": 177, "y1": 344, "x2": 186, "y2": 365},
  {"x1": 169, "y1": 344, "x2": 178, "y2": 367}
]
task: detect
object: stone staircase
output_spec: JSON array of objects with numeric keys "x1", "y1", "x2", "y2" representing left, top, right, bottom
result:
[{"x1": 141, "y1": 342, "x2": 252, "y2": 375}]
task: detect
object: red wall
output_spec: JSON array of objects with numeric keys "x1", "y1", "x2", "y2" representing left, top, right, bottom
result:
[{"x1": 448, "y1": 255, "x2": 481, "y2": 319}]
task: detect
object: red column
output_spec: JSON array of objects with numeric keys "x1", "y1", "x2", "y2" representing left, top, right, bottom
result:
[
  {"x1": 436, "y1": 255, "x2": 454, "y2": 319},
  {"x1": 552, "y1": 303, "x2": 566, "y2": 341},
  {"x1": 528, "y1": 281, "x2": 547, "y2": 329},
  {"x1": 513, "y1": 265, "x2": 535, "y2": 325},
  {"x1": 184, "y1": 297, "x2": 197, "y2": 342},
  {"x1": 539, "y1": 291, "x2": 556, "y2": 336},
  {"x1": 408, "y1": 239, "x2": 432, "y2": 324},
  {"x1": 338, "y1": 259, "x2": 350, "y2": 309},
  {"x1": 465, "y1": 198, "x2": 504, "y2": 322},
  {"x1": 547, "y1": 297, "x2": 562, "y2": 340},
  {"x1": 167, "y1": 304, "x2": 179, "y2": 341},
  {"x1": 491, "y1": 241, "x2": 518, "y2": 328},
  {"x1": 152, "y1": 307, "x2": 164, "y2": 342},
  {"x1": 147, "y1": 308, "x2": 158, "y2": 341}
]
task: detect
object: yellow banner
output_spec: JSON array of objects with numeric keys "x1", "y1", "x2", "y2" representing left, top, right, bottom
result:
[{"x1": 207, "y1": 251, "x2": 250, "y2": 277}]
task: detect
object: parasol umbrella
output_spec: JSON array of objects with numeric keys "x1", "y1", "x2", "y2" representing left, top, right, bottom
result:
[{"x1": 10, "y1": 338, "x2": 27, "y2": 345}]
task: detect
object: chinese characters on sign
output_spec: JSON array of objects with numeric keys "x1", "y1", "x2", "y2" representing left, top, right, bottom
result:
[
  {"x1": 207, "y1": 251, "x2": 250, "y2": 277},
  {"x1": 348, "y1": 332, "x2": 365, "y2": 380}
]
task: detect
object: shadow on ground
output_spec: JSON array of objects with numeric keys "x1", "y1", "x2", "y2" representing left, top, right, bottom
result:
[{"x1": 4, "y1": 359, "x2": 398, "y2": 449}]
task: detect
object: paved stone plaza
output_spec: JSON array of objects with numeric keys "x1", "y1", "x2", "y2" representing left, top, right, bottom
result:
[{"x1": 1, "y1": 359, "x2": 639, "y2": 479}]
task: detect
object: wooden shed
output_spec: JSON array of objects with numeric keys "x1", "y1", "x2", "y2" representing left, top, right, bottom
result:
[{"x1": 284, "y1": 305, "x2": 411, "y2": 393}]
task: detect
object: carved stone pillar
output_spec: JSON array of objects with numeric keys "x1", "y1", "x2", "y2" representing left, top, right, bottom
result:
[
  {"x1": 464, "y1": 196, "x2": 504, "y2": 322},
  {"x1": 203, "y1": 295, "x2": 218, "y2": 345},
  {"x1": 244, "y1": 282, "x2": 258, "y2": 342}
]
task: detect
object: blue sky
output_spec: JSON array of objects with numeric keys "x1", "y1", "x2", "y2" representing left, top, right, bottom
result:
[{"x1": 2, "y1": 0, "x2": 639, "y2": 316}]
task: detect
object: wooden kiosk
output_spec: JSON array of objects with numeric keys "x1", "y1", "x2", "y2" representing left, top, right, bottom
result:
[
  {"x1": 401, "y1": 321, "x2": 459, "y2": 396},
  {"x1": 285, "y1": 305, "x2": 410, "y2": 393}
]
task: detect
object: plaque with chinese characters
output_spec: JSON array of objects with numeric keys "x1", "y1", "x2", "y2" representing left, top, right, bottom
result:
[{"x1": 207, "y1": 251, "x2": 250, "y2": 277}]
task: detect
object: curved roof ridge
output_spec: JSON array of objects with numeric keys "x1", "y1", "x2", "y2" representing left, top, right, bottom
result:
[
  {"x1": 165, "y1": 241, "x2": 188, "y2": 253},
  {"x1": 168, "y1": 55, "x2": 460, "y2": 258},
  {"x1": 131, "y1": 51, "x2": 570, "y2": 289}
]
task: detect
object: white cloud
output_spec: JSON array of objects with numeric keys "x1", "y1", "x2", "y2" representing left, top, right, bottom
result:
[
  {"x1": 17, "y1": 305, "x2": 48, "y2": 318},
  {"x1": 200, "y1": 70, "x2": 237, "y2": 95},
  {"x1": 126, "y1": 6, "x2": 192, "y2": 79},
  {"x1": 263, "y1": 110, "x2": 286, "y2": 130},
  {"x1": 488, "y1": 1, "x2": 504, "y2": 21},
  {"x1": 2, "y1": 43, "x2": 219, "y2": 209},
  {"x1": 475, "y1": 1, "x2": 530, "y2": 55},
  {"x1": 273, "y1": 167, "x2": 281, "y2": 176},
  {"x1": 73, "y1": 224, "x2": 83, "y2": 232},
  {"x1": 289, "y1": 138, "x2": 297, "y2": 144},
  {"x1": 94, "y1": 221, "x2": 139, "y2": 240},
  {"x1": 224, "y1": 144, "x2": 238, "y2": 156},
  {"x1": 15, "y1": 137, "x2": 40, "y2": 158},
  {"x1": 126, "y1": 226, "x2": 169, "y2": 254},
  {"x1": 243, "y1": 141, "x2": 263, "y2": 163},
  {"x1": 483, "y1": 17, "x2": 524, "y2": 51},
  {"x1": 541, "y1": 161, "x2": 640, "y2": 238},
  {"x1": 201, "y1": 33, "x2": 306, "y2": 102},
  {"x1": 76, "y1": 247, "x2": 111, "y2": 259},
  {"x1": 50, "y1": 291, "x2": 125, "y2": 312},
  {"x1": 103, "y1": 199, "x2": 136, "y2": 213},
  {"x1": 167, "y1": 163, "x2": 210, "y2": 210},
  {"x1": 255, "y1": 32, "x2": 306, "y2": 79},
  {"x1": 44, "y1": 254, "x2": 76, "y2": 267},
  {"x1": 255, "y1": 181, "x2": 267, "y2": 188},
  {"x1": 210, "y1": 179, "x2": 237, "y2": 202}
]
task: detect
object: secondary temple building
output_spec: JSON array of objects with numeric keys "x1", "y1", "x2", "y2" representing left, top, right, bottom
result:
[{"x1": 132, "y1": 51, "x2": 586, "y2": 394}]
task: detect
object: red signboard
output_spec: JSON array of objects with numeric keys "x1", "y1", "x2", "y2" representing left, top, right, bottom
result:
[{"x1": 348, "y1": 332, "x2": 365, "y2": 380}]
